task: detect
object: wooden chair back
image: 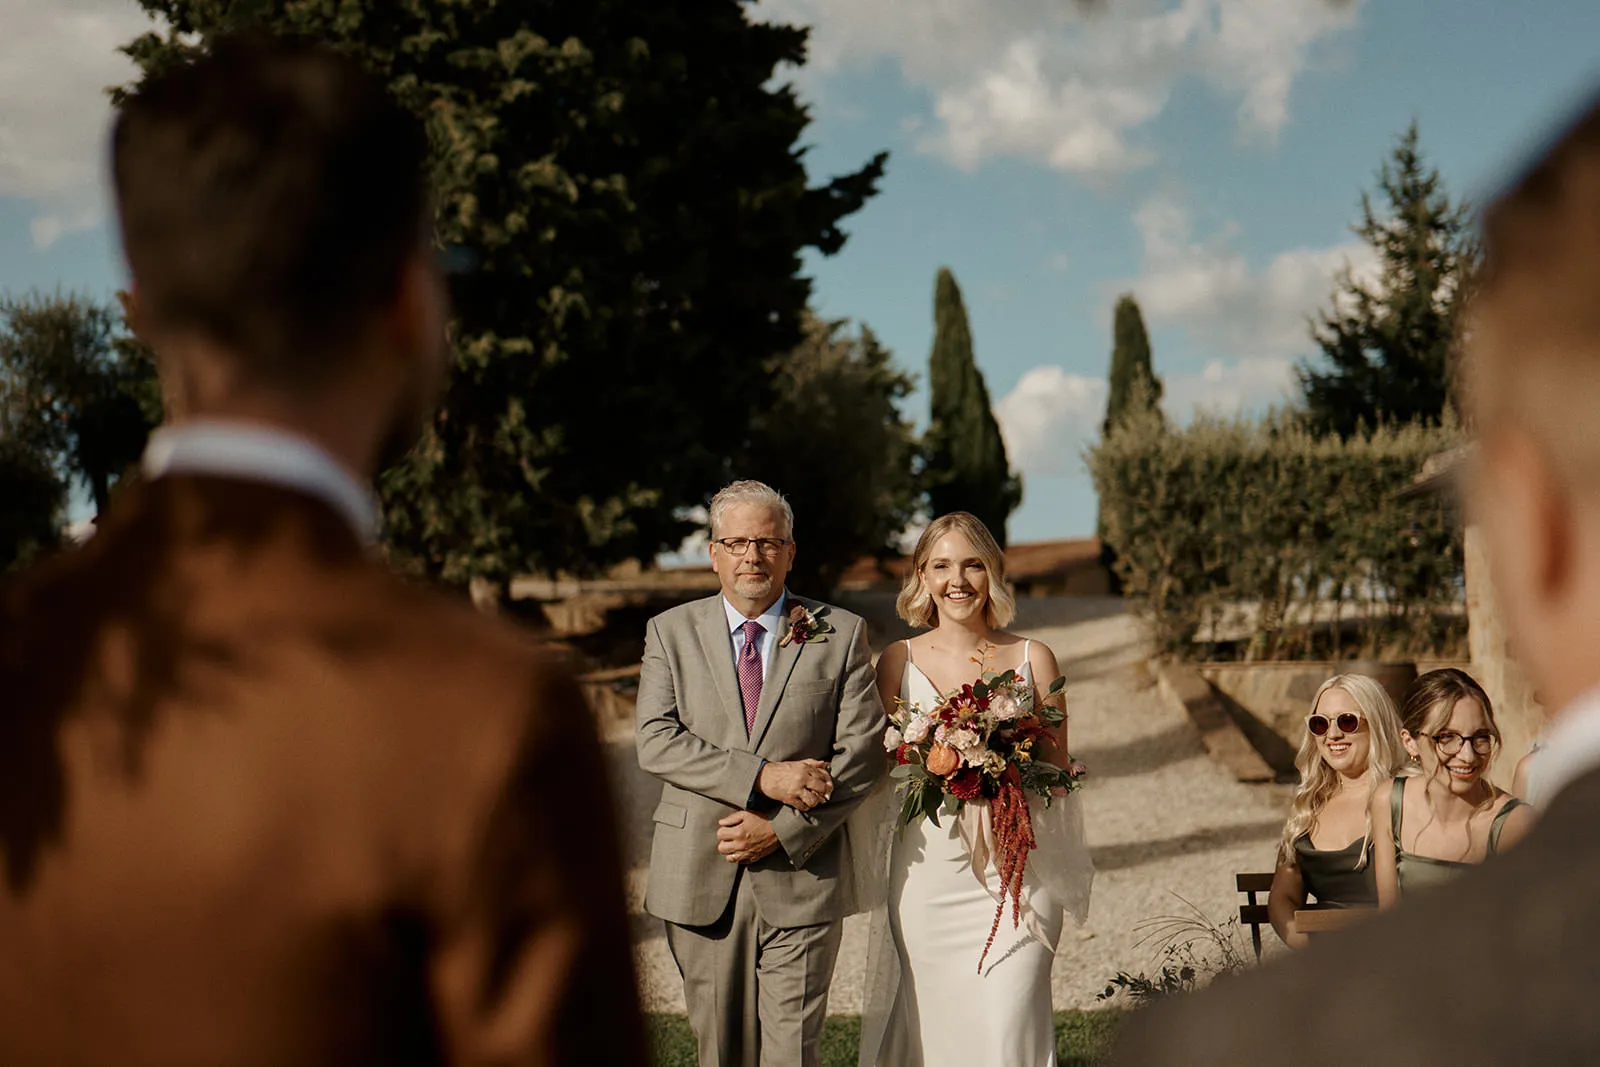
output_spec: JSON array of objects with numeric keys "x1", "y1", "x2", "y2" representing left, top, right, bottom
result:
[{"x1": 1236, "y1": 872, "x2": 1274, "y2": 961}]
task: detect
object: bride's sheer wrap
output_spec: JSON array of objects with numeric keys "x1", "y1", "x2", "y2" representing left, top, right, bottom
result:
[{"x1": 847, "y1": 776, "x2": 1095, "y2": 1066}]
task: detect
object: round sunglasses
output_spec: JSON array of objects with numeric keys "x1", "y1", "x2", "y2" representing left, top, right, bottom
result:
[{"x1": 1308, "y1": 712, "x2": 1363, "y2": 736}]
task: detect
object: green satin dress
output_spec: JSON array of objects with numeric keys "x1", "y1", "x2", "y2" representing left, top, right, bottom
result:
[
  {"x1": 1391, "y1": 777, "x2": 1524, "y2": 896},
  {"x1": 1293, "y1": 834, "x2": 1377, "y2": 908}
]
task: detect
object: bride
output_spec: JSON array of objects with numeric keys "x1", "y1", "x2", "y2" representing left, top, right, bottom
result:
[{"x1": 853, "y1": 512, "x2": 1093, "y2": 1067}]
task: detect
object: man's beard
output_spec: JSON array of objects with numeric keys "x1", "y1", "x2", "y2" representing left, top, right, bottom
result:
[{"x1": 736, "y1": 573, "x2": 773, "y2": 591}]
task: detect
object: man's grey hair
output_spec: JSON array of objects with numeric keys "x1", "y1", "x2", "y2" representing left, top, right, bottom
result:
[{"x1": 708, "y1": 480, "x2": 794, "y2": 539}]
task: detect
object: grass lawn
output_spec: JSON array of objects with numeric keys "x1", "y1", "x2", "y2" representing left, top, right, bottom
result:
[{"x1": 647, "y1": 1010, "x2": 1124, "y2": 1066}]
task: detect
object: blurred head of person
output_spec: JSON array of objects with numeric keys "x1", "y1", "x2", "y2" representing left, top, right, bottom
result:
[
  {"x1": 1400, "y1": 668, "x2": 1501, "y2": 802},
  {"x1": 1277, "y1": 673, "x2": 1405, "y2": 866},
  {"x1": 1464, "y1": 98, "x2": 1600, "y2": 714},
  {"x1": 111, "y1": 32, "x2": 447, "y2": 478}
]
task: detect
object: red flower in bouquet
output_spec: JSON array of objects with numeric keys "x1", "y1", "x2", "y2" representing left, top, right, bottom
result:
[{"x1": 948, "y1": 768, "x2": 984, "y2": 800}]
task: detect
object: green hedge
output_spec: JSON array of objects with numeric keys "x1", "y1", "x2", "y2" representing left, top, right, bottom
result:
[{"x1": 1088, "y1": 409, "x2": 1465, "y2": 660}]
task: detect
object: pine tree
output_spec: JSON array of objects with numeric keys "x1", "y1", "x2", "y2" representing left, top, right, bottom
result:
[
  {"x1": 924, "y1": 268, "x2": 1022, "y2": 546},
  {"x1": 1298, "y1": 123, "x2": 1478, "y2": 436},
  {"x1": 1102, "y1": 293, "x2": 1162, "y2": 435}
]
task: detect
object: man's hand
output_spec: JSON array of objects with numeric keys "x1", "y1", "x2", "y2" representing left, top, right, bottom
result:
[
  {"x1": 757, "y1": 758, "x2": 834, "y2": 811},
  {"x1": 717, "y1": 811, "x2": 780, "y2": 865}
]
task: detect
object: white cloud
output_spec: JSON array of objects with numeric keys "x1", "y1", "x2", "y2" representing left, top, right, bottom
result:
[
  {"x1": 995, "y1": 365, "x2": 1108, "y2": 479},
  {"x1": 1125, "y1": 192, "x2": 1379, "y2": 361},
  {"x1": 0, "y1": 0, "x2": 153, "y2": 245},
  {"x1": 754, "y1": 0, "x2": 1362, "y2": 175},
  {"x1": 1162, "y1": 355, "x2": 1298, "y2": 418}
]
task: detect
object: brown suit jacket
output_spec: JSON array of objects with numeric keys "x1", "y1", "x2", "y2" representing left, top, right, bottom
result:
[
  {"x1": 1113, "y1": 766, "x2": 1600, "y2": 1066},
  {"x1": 0, "y1": 475, "x2": 646, "y2": 1067}
]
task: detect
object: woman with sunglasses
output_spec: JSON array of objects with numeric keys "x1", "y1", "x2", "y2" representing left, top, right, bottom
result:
[
  {"x1": 1371, "y1": 668, "x2": 1537, "y2": 906},
  {"x1": 1269, "y1": 675, "x2": 1406, "y2": 948}
]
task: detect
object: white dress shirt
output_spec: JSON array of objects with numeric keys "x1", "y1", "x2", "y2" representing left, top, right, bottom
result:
[
  {"x1": 723, "y1": 591, "x2": 787, "y2": 681},
  {"x1": 141, "y1": 419, "x2": 380, "y2": 543},
  {"x1": 1526, "y1": 686, "x2": 1600, "y2": 807}
]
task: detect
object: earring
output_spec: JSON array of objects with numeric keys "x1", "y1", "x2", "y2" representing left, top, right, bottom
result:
[{"x1": 1408, "y1": 753, "x2": 1422, "y2": 767}]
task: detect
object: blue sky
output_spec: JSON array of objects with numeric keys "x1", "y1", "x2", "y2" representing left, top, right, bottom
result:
[{"x1": 3, "y1": 0, "x2": 1598, "y2": 543}]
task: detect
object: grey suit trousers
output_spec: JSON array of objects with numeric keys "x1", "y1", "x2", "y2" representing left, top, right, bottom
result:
[{"x1": 665, "y1": 871, "x2": 844, "y2": 1067}]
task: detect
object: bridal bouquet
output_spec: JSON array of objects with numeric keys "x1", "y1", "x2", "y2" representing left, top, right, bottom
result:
[{"x1": 883, "y1": 663, "x2": 1085, "y2": 969}]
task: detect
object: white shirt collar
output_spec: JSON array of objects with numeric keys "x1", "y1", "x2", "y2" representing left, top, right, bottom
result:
[
  {"x1": 141, "y1": 420, "x2": 380, "y2": 543},
  {"x1": 1527, "y1": 685, "x2": 1600, "y2": 807},
  {"x1": 723, "y1": 591, "x2": 787, "y2": 636}
]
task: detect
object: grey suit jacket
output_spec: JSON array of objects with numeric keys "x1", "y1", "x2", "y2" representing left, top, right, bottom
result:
[
  {"x1": 636, "y1": 593, "x2": 886, "y2": 929},
  {"x1": 1113, "y1": 766, "x2": 1600, "y2": 1066}
]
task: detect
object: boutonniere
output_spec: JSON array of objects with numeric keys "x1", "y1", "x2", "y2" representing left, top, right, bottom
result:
[{"x1": 779, "y1": 602, "x2": 834, "y2": 647}]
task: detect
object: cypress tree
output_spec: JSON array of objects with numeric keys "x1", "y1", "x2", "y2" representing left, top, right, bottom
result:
[
  {"x1": 1102, "y1": 294, "x2": 1163, "y2": 435},
  {"x1": 1098, "y1": 294, "x2": 1162, "y2": 595},
  {"x1": 924, "y1": 268, "x2": 1022, "y2": 546}
]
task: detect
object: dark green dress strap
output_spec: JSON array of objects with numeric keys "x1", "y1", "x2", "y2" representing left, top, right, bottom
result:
[
  {"x1": 1390, "y1": 776, "x2": 1405, "y2": 839},
  {"x1": 1487, "y1": 797, "x2": 1525, "y2": 856}
]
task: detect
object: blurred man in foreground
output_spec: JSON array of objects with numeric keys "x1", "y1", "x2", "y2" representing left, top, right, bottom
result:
[{"x1": 0, "y1": 34, "x2": 644, "y2": 1067}]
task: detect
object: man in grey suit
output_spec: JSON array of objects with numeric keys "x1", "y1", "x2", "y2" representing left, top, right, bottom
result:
[
  {"x1": 1114, "y1": 94, "x2": 1600, "y2": 1066},
  {"x1": 637, "y1": 480, "x2": 887, "y2": 1067}
]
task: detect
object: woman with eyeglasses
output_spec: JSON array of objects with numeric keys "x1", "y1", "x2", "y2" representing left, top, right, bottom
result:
[
  {"x1": 1371, "y1": 668, "x2": 1537, "y2": 906},
  {"x1": 1268, "y1": 675, "x2": 1406, "y2": 948}
]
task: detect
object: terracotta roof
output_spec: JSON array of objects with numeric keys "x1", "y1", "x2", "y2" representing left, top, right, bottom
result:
[
  {"x1": 1004, "y1": 537, "x2": 1103, "y2": 581},
  {"x1": 837, "y1": 537, "x2": 1103, "y2": 588}
]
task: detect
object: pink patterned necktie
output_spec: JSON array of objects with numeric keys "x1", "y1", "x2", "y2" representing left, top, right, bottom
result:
[{"x1": 738, "y1": 620, "x2": 765, "y2": 736}]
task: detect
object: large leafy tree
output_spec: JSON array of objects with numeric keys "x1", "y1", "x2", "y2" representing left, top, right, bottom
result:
[
  {"x1": 0, "y1": 292, "x2": 160, "y2": 520},
  {"x1": 739, "y1": 312, "x2": 920, "y2": 594},
  {"x1": 0, "y1": 439, "x2": 63, "y2": 573},
  {"x1": 923, "y1": 268, "x2": 1021, "y2": 546},
  {"x1": 1298, "y1": 123, "x2": 1478, "y2": 436},
  {"x1": 117, "y1": 1, "x2": 886, "y2": 588}
]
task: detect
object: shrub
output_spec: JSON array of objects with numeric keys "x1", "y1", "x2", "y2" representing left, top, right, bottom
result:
[{"x1": 1088, "y1": 407, "x2": 1464, "y2": 660}]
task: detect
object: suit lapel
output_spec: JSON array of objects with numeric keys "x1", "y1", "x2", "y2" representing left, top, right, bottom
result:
[
  {"x1": 750, "y1": 597, "x2": 805, "y2": 751},
  {"x1": 693, "y1": 596, "x2": 747, "y2": 734}
]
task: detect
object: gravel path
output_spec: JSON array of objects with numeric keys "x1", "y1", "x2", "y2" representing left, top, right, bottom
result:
[{"x1": 606, "y1": 598, "x2": 1295, "y2": 1015}]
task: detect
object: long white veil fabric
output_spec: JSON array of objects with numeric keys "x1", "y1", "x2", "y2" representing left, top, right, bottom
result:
[{"x1": 847, "y1": 778, "x2": 1095, "y2": 1066}]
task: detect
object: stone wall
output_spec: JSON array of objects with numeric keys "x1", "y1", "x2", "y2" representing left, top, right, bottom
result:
[
  {"x1": 1199, "y1": 659, "x2": 1474, "y2": 778},
  {"x1": 1197, "y1": 527, "x2": 1545, "y2": 795},
  {"x1": 1463, "y1": 524, "x2": 1546, "y2": 790}
]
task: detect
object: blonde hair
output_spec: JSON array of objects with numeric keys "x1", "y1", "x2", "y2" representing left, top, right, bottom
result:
[
  {"x1": 895, "y1": 512, "x2": 1016, "y2": 629},
  {"x1": 1276, "y1": 674, "x2": 1406, "y2": 868}
]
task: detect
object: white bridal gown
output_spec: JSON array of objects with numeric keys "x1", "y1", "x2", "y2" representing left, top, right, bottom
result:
[{"x1": 850, "y1": 645, "x2": 1095, "y2": 1067}]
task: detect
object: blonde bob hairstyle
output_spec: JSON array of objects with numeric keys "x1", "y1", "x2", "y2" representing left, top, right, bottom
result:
[
  {"x1": 895, "y1": 512, "x2": 1016, "y2": 629},
  {"x1": 1276, "y1": 673, "x2": 1406, "y2": 868}
]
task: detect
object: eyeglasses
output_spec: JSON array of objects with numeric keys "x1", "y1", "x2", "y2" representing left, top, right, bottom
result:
[
  {"x1": 1308, "y1": 713, "x2": 1363, "y2": 736},
  {"x1": 713, "y1": 537, "x2": 791, "y2": 557},
  {"x1": 1427, "y1": 730, "x2": 1496, "y2": 756}
]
